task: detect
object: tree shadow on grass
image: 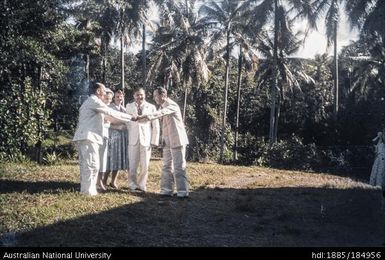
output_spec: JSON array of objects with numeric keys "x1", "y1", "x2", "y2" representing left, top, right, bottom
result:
[
  {"x1": 0, "y1": 180, "x2": 78, "y2": 194},
  {"x1": 5, "y1": 186, "x2": 385, "y2": 247}
]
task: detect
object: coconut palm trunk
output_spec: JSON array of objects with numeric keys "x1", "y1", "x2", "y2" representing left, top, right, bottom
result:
[
  {"x1": 85, "y1": 54, "x2": 90, "y2": 82},
  {"x1": 274, "y1": 89, "x2": 282, "y2": 141},
  {"x1": 183, "y1": 80, "x2": 188, "y2": 121},
  {"x1": 120, "y1": 8, "x2": 125, "y2": 91},
  {"x1": 234, "y1": 45, "x2": 243, "y2": 161},
  {"x1": 121, "y1": 35, "x2": 124, "y2": 91},
  {"x1": 219, "y1": 28, "x2": 231, "y2": 163},
  {"x1": 269, "y1": 0, "x2": 279, "y2": 144},
  {"x1": 334, "y1": 25, "x2": 339, "y2": 115},
  {"x1": 142, "y1": 23, "x2": 146, "y2": 89},
  {"x1": 102, "y1": 40, "x2": 107, "y2": 83}
]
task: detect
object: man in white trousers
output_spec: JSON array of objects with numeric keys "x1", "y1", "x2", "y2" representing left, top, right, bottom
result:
[
  {"x1": 73, "y1": 82, "x2": 135, "y2": 196},
  {"x1": 126, "y1": 87, "x2": 160, "y2": 192},
  {"x1": 139, "y1": 87, "x2": 189, "y2": 198}
]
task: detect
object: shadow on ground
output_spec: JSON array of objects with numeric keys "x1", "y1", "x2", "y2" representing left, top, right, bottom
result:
[
  {"x1": 3, "y1": 184, "x2": 384, "y2": 247},
  {"x1": 0, "y1": 180, "x2": 78, "y2": 194}
]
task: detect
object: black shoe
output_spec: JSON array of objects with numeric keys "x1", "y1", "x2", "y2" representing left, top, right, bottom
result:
[
  {"x1": 130, "y1": 187, "x2": 144, "y2": 193},
  {"x1": 110, "y1": 183, "x2": 118, "y2": 189}
]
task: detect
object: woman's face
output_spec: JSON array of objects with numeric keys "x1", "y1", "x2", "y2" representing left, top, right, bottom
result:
[
  {"x1": 114, "y1": 91, "x2": 124, "y2": 105},
  {"x1": 104, "y1": 93, "x2": 113, "y2": 105}
]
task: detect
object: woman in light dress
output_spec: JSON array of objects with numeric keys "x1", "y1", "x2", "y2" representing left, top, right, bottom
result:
[
  {"x1": 96, "y1": 88, "x2": 114, "y2": 191},
  {"x1": 369, "y1": 131, "x2": 385, "y2": 193},
  {"x1": 103, "y1": 89, "x2": 129, "y2": 189}
]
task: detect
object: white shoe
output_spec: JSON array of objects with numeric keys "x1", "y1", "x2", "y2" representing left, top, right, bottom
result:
[{"x1": 176, "y1": 191, "x2": 189, "y2": 198}]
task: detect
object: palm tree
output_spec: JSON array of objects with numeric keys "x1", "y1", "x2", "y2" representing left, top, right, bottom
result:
[
  {"x1": 247, "y1": 0, "x2": 316, "y2": 143},
  {"x1": 199, "y1": 0, "x2": 250, "y2": 162},
  {"x1": 340, "y1": 34, "x2": 385, "y2": 101},
  {"x1": 254, "y1": 23, "x2": 315, "y2": 141},
  {"x1": 97, "y1": 3, "x2": 119, "y2": 83},
  {"x1": 345, "y1": 0, "x2": 385, "y2": 39},
  {"x1": 232, "y1": 26, "x2": 259, "y2": 160},
  {"x1": 148, "y1": 0, "x2": 209, "y2": 120},
  {"x1": 313, "y1": 0, "x2": 342, "y2": 116},
  {"x1": 115, "y1": 0, "x2": 149, "y2": 90}
]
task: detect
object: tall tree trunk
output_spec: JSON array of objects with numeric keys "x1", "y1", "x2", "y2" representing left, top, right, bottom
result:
[
  {"x1": 270, "y1": 0, "x2": 279, "y2": 144},
  {"x1": 35, "y1": 66, "x2": 43, "y2": 164},
  {"x1": 234, "y1": 46, "x2": 242, "y2": 161},
  {"x1": 142, "y1": 24, "x2": 146, "y2": 89},
  {"x1": 121, "y1": 35, "x2": 125, "y2": 91},
  {"x1": 85, "y1": 54, "x2": 90, "y2": 82},
  {"x1": 120, "y1": 8, "x2": 125, "y2": 91},
  {"x1": 102, "y1": 40, "x2": 107, "y2": 83},
  {"x1": 274, "y1": 90, "x2": 281, "y2": 141},
  {"x1": 182, "y1": 80, "x2": 188, "y2": 122},
  {"x1": 333, "y1": 25, "x2": 339, "y2": 116},
  {"x1": 219, "y1": 29, "x2": 231, "y2": 163}
]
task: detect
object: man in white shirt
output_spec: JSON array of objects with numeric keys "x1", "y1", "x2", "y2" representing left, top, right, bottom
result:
[
  {"x1": 126, "y1": 88, "x2": 159, "y2": 192},
  {"x1": 72, "y1": 82, "x2": 135, "y2": 196},
  {"x1": 139, "y1": 87, "x2": 189, "y2": 198}
]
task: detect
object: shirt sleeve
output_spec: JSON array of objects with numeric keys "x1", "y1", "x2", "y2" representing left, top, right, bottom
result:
[
  {"x1": 91, "y1": 97, "x2": 132, "y2": 122},
  {"x1": 147, "y1": 102, "x2": 177, "y2": 120}
]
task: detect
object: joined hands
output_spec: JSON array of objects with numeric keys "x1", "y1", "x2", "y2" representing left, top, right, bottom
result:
[{"x1": 131, "y1": 114, "x2": 149, "y2": 122}]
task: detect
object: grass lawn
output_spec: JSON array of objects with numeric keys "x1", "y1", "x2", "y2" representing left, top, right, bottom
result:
[{"x1": 0, "y1": 160, "x2": 384, "y2": 246}]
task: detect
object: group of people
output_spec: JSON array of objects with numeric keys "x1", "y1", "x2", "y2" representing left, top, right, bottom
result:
[{"x1": 72, "y1": 82, "x2": 189, "y2": 198}]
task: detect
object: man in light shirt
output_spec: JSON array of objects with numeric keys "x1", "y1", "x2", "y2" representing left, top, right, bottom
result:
[{"x1": 126, "y1": 87, "x2": 159, "y2": 192}]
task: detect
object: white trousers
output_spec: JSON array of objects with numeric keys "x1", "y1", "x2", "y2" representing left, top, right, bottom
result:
[
  {"x1": 160, "y1": 145, "x2": 188, "y2": 196},
  {"x1": 98, "y1": 137, "x2": 108, "y2": 173},
  {"x1": 128, "y1": 144, "x2": 152, "y2": 191},
  {"x1": 78, "y1": 140, "x2": 99, "y2": 196}
]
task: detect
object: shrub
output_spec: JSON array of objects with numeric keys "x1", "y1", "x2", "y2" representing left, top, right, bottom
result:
[
  {"x1": 0, "y1": 78, "x2": 51, "y2": 162},
  {"x1": 252, "y1": 135, "x2": 320, "y2": 171}
]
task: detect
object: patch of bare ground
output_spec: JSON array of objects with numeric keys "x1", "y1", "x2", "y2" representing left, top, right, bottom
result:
[{"x1": 1, "y1": 161, "x2": 384, "y2": 246}]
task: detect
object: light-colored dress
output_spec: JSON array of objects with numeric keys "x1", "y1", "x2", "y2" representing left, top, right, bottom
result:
[
  {"x1": 99, "y1": 121, "x2": 110, "y2": 173},
  {"x1": 369, "y1": 142, "x2": 385, "y2": 189},
  {"x1": 106, "y1": 104, "x2": 129, "y2": 171}
]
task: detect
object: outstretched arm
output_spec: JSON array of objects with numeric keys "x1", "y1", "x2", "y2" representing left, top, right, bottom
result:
[
  {"x1": 91, "y1": 97, "x2": 135, "y2": 123},
  {"x1": 145, "y1": 103, "x2": 178, "y2": 121}
]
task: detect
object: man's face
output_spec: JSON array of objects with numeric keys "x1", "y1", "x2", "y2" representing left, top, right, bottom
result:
[
  {"x1": 97, "y1": 85, "x2": 106, "y2": 99},
  {"x1": 114, "y1": 91, "x2": 124, "y2": 104},
  {"x1": 153, "y1": 90, "x2": 162, "y2": 105},
  {"x1": 134, "y1": 89, "x2": 145, "y2": 105}
]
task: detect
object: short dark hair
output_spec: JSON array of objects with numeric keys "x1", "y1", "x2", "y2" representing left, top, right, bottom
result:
[
  {"x1": 133, "y1": 87, "x2": 145, "y2": 94},
  {"x1": 90, "y1": 82, "x2": 105, "y2": 94},
  {"x1": 155, "y1": 87, "x2": 167, "y2": 96}
]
